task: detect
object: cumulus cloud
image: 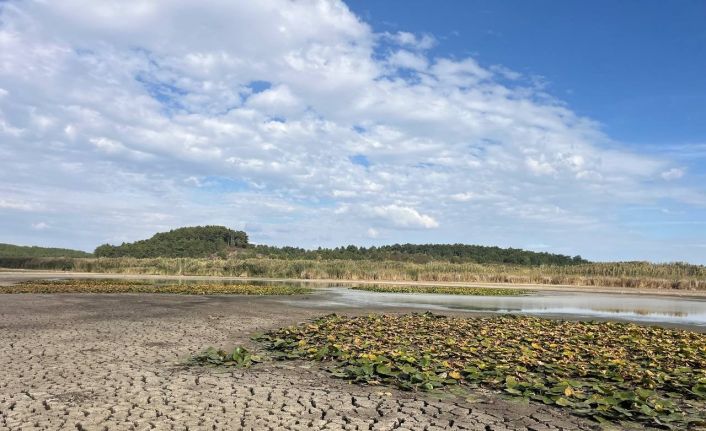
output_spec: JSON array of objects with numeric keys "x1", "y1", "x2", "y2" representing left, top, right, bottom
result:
[{"x1": 0, "y1": 0, "x2": 704, "y2": 261}]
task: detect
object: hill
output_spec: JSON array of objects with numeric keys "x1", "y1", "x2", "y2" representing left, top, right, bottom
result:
[
  {"x1": 0, "y1": 243, "x2": 92, "y2": 258},
  {"x1": 93, "y1": 225, "x2": 585, "y2": 265},
  {"x1": 94, "y1": 226, "x2": 248, "y2": 258}
]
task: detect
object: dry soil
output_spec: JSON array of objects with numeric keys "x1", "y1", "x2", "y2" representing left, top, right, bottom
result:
[{"x1": 0, "y1": 291, "x2": 606, "y2": 431}]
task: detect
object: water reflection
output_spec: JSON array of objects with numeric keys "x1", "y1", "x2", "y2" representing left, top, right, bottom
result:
[
  {"x1": 38, "y1": 277, "x2": 706, "y2": 328},
  {"x1": 279, "y1": 286, "x2": 706, "y2": 328}
]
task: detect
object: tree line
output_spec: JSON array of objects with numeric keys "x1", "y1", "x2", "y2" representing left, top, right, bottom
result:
[
  {"x1": 5, "y1": 225, "x2": 586, "y2": 266},
  {"x1": 0, "y1": 243, "x2": 92, "y2": 258},
  {"x1": 94, "y1": 225, "x2": 584, "y2": 265},
  {"x1": 248, "y1": 243, "x2": 586, "y2": 265}
]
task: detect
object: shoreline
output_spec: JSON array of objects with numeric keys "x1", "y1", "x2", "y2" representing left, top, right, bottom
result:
[{"x1": 2, "y1": 269, "x2": 706, "y2": 298}]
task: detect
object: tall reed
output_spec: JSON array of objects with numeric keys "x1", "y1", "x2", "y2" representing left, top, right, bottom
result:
[{"x1": 1, "y1": 257, "x2": 704, "y2": 290}]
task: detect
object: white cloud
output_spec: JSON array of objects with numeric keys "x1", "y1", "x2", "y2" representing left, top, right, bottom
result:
[
  {"x1": 661, "y1": 167, "x2": 685, "y2": 181},
  {"x1": 490, "y1": 64, "x2": 521, "y2": 80},
  {"x1": 429, "y1": 58, "x2": 492, "y2": 86},
  {"x1": 526, "y1": 157, "x2": 556, "y2": 176},
  {"x1": 387, "y1": 50, "x2": 428, "y2": 71},
  {"x1": 89, "y1": 137, "x2": 153, "y2": 161},
  {"x1": 0, "y1": 199, "x2": 35, "y2": 211},
  {"x1": 0, "y1": 0, "x2": 703, "y2": 261},
  {"x1": 32, "y1": 221, "x2": 49, "y2": 230},
  {"x1": 450, "y1": 192, "x2": 474, "y2": 202},
  {"x1": 384, "y1": 31, "x2": 436, "y2": 50},
  {"x1": 370, "y1": 205, "x2": 439, "y2": 229},
  {"x1": 246, "y1": 84, "x2": 303, "y2": 117}
]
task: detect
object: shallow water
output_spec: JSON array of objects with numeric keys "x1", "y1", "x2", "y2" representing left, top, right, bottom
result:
[
  {"x1": 278, "y1": 286, "x2": 706, "y2": 328},
  {"x1": 17, "y1": 276, "x2": 706, "y2": 328}
]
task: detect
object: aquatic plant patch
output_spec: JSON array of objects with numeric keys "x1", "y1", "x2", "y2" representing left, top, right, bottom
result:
[
  {"x1": 189, "y1": 346, "x2": 261, "y2": 368},
  {"x1": 257, "y1": 313, "x2": 706, "y2": 428},
  {"x1": 1, "y1": 279, "x2": 312, "y2": 295},
  {"x1": 352, "y1": 285, "x2": 528, "y2": 296}
]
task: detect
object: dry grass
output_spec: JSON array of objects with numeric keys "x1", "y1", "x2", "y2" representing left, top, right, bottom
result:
[{"x1": 1, "y1": 257, "x2": 704, "y2": 290}]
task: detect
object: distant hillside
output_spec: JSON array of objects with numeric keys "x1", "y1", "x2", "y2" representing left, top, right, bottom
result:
[
  {"x1": 93, "y1": 225, "x2": 585, "y2": 265},
  {"x1": 94, "y1": 226, "x2": 248, "y2": 258},
  {"x1": 0, "y1": 243, "x2": 92, "y2": 258},
  {"x1": 249, "y1": 243, "x2": 587, "y2": 265}
]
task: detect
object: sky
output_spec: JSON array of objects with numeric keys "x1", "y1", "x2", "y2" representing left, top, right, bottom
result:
[{"x1": 0, "y1": 0, "x2": 705, "y2": 263}]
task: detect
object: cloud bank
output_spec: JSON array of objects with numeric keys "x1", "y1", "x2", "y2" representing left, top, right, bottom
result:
[{"x1": 0, "y1": 0, "x2": 704, "y2": 262}]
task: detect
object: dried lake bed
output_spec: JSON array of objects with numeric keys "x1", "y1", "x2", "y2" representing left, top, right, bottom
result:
[
  {"x1": 0, "y1": 293, "x2": 602, "y2": 431},
  {"x1": 1, "y1": 273, "x2": 705, "y2": 430}
]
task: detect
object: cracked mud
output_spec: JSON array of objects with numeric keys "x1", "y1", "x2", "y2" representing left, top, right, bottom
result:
[{"x1": 0, "y1": 294, "x2": 601, "y2": 430}]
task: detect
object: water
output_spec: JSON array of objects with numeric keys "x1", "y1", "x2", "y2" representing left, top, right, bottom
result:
[
  {"x1": 9, "y1": 274, "x2": 706, "y2": 329},
  {"x1": 277, "y1": 286, "x2": 706, "y2": 328}
]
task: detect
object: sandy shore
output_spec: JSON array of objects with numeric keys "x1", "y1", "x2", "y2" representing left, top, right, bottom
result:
[
  {"x1": 1, "y1": 269, "x2": 705, "y2": 298},
  {"x1": 0, "y1": 292, "x2": 608, "y2": 431}
]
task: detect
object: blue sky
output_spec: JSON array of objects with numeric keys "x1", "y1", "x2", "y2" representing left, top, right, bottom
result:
[
  {"x1": 350, "y1": 0, "x2": 706, "y2": 144},
  {"x1": 0, "y1": 0, "x2": 705, "y2": 263},
  {"x1": 346, "y1": 0, "x2": 706, "y2": 257}
]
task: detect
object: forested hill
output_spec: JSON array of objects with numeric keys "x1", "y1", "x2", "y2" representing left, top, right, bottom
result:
[
  {"x1": 94, "y1": 226, "x2": 248, "y2": 258},
  {"x1": 0, "y1": 243, "x2": 92, "y2": 258},
  {"x1": 92, "y1": 225, "x2": 584, "y2": 265},
  {"x1": 250, "y1": 243, "x2": 587, "y2": 265}
]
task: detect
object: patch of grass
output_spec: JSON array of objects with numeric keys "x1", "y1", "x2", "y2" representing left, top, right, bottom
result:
[
  {"x1": 1, "y1": 279, "x2": 312, "y2": 295},
  {"x1": 256, "y1": 313, "x2": 706, "y2": 429},
  {"x1": 352, "y1": 285, "x2": 528, "y2": 296},
  {"x1": 189, "y1": 346, "x2": 261, "y2": 368}
]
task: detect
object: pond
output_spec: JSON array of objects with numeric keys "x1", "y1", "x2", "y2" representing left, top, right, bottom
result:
[
  {"x1": 277, "y1": 285, "x2": 706, "y2": 329},
  {"x1": 4, "y1": 273, "x2": 706, "y2": 329}
]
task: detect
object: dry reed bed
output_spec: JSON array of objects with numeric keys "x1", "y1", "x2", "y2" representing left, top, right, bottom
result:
[{"x1": 1, "y1": 257, "x2": 704, "y2": 290}]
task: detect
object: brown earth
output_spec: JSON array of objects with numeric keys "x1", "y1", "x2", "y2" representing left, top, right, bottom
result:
[{"x1": 0, "y1": 291, "x2": 607, "y2": 431}]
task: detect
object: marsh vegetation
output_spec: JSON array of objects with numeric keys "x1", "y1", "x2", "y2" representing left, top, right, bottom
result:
[
  {"x1": 256, "y1": 313, "x2": 706, "y2": 428},
  {"x1": 3, "y1": 257, "x2": 704, "y2": 290},
  {"x1": 351, "y1": 285, "x2": 528, "y2": 296},
  {"x1": 1, "y1": 279, "x2": 311, "y2": 295}
]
